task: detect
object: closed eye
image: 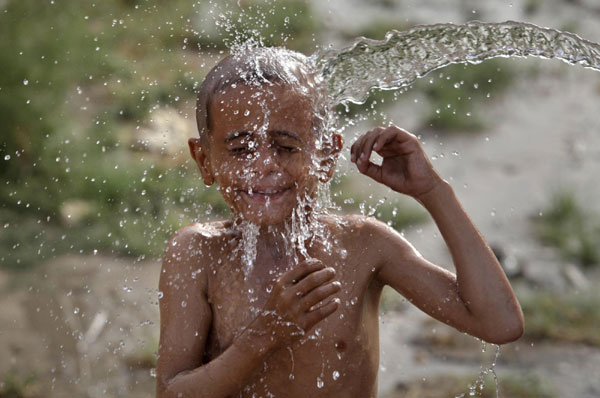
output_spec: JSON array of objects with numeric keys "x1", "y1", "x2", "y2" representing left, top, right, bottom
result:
[
  {"x1": 277, "y1": 145, "x2": 297, "y2": 152},
  {"x1": 273, "y1": 142, "x2": 300, "y2": 153}
]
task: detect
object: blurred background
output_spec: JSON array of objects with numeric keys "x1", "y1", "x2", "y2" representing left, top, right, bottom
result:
[{"x1": 1, "y1": 0, "x2": 599, "y2": 396}]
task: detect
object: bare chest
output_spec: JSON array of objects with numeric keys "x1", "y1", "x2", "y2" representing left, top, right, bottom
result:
[{"x1": 205, "y1": 247, "x2": 379, "y2": 356}]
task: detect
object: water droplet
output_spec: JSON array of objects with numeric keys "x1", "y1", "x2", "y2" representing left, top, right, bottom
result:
[
  {"x1": 73, "y1": 307, "x2": 80, "y2": 315},
  {"x1": 316, "y1": 377, "x2": 324, "y2": 388},
  {"x1": 332, "y1": 370, "x2": 340, "y2": 381},
  {"x1": 23, "y1": 79, "x2": 29, "y2": 85},
  {"x1": 181, "y1": 300, "x2": 187, "y2": 308},
  {"x1": 4, "y1": 155, "x2": 10, "y2": 161}
]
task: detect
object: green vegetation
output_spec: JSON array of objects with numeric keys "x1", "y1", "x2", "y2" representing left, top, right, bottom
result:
[
  {"x1": 0, "y1": 0, "x2": 244, "y2": 270},
  {"x1": 417, "y1": 59, "x2": 514, "y2": 132},
  {"x1": 380, "y1": 286, "x2": 406, "y2": 313},
  {"x1": 201, "y1": 0, "x2": 319, "y2": 53},
  {"x1": 125, "y1": 337, "x2": 159, "y2": 370},
  {"x1": 520, "y1": 288, "x2": 600, "y2": 346},
  {"x1": 0, "y1": 371, "x2": 39, "y2": 398},
  {"x1": 534, "y1": 190, "x2": 600, "y2": 267},
  {"x1": 390, "y1": 372, "x2": 556, "y2": 398},
  {"x1": 524, "y1": 0, "x2": 543, "y2": 16}
]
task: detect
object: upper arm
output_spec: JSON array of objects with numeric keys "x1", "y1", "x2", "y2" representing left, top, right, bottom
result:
[
  {"x1": 156, "y1": 226, "x2": 213, "y2": 392},
  {"x1": 369, "y1": 219, "x2": 476, "y2": 334}
]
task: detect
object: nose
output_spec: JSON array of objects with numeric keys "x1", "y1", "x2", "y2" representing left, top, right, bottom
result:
[{"x1": 250, "y1": 143, "x2": 281, "y2": 177}]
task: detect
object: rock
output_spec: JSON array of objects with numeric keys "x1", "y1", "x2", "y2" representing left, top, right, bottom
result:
[
  {"x1": 561, "y1": 262, "x2": 589, "y2": 290},
  {"x1": 132, "y1": 107, "x2": 195, "y2": 158},
  {"x1": 59, "y1": 199, "x2": 94, "y2": 226}
]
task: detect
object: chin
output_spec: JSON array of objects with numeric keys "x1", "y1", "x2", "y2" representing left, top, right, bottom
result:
[{"x1": 236, "y1": 209, "x2": 293, "y2": 227}]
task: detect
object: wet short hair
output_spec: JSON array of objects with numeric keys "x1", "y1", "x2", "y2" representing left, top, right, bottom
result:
[{"x1": 195, "y1": 47, "x2": 329, "y2": 146}]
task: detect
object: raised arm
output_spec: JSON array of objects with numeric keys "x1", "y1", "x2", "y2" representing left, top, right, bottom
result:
[
  {"x1": 156, "y1": 226, "x2": 341, "y2": 397},
  {"x1": 351, "y1": 126, "x2": 523, "y2": 344}
]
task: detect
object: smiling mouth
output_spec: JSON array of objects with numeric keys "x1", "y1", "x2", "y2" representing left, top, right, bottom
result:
[{"x1": 240, "y1": 187, "x2": 292, "y2": 203}]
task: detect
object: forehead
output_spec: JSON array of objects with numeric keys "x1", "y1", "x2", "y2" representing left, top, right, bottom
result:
[{"x1": 210, "y1": 82, "x2": 315, "y2": 132}]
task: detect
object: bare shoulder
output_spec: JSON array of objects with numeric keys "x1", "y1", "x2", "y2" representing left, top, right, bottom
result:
[
  {"x1": 333, "y1": 213, "x2": 407, "y2": 241},
  {"x1": 161, "y1": 220, "x2": 238, "y2": 286},
  {"x1": 331, "y1": 214, "x2": 420, "y2": 263}
]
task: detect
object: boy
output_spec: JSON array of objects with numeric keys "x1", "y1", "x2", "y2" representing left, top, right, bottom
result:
[{"x1": 156, "y1": 47, "x2": 523, "y2": 398}]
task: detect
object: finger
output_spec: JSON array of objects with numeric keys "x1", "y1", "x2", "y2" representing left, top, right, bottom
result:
[
  {"x1": 359, "y1": 160, "x2": 384, "y2": 183},
  {"x1": 300, "y1": 281, "x2": 341, "y2": 312},
  {"x1": 302, "y1": 298, "x2": 340, "y2": 330},
  {"x1": 350, "y1": 133, "x2": 366, "y2": 163},
  {"x1": 293, "y1": 267, "x2": 336, "y2": 296},
  {"x1": 387, "y1": 126, "x2": 420, "y2": 150},
  {"x1": 351, "y1": 127, "x2": 381, "y2": 163},
  {"x1": 279, "y1": 259, "x2": 324, "y2": 285},
  {"x1": 372, "y1": 128, "x2": 398, "y2": 152},
  {"x1": 357, "y1": 129, "x2": 381, "y2": 166}
]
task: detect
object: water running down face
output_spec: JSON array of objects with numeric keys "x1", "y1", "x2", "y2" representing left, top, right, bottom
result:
[{"x1": 191, "y1": 81, "x2": 342, "y2": 226}]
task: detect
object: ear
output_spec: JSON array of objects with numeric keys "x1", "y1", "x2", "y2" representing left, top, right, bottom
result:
[
  {"x1": 188, "y1": 138, "x2": 214, "y2": 186},
  {"x1": 318, "y1": 133, "x2": 344, "y2": 182}
]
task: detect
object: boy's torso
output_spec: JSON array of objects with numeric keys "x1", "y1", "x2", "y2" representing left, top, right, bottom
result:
[{"x1": 201, "y1": 215, "x2": 385, "y2": 398}]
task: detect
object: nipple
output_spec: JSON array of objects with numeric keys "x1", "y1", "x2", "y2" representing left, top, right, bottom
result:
[{"x1": 334, "y1": 340, "x2": 346, "y2": 352}]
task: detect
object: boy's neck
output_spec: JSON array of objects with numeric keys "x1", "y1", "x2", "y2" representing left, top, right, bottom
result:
[{"x1": 231, "y1": 208, "x2": 326, "y2": 267}]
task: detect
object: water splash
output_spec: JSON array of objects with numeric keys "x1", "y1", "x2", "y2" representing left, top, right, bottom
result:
[
  {"x1": 316, "y1": 21, "x2": 600, "y2": 105},
  {"x1": 455, "y1": 343, "x2": 501, "y2": 398},
  {"x1": 234, "y1": 219, "x2": 260, "y2": 276}
]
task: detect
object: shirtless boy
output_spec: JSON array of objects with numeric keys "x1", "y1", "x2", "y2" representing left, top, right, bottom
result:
[{"x1": 156, "y1": 47, "x2": 524, "y2": 398}]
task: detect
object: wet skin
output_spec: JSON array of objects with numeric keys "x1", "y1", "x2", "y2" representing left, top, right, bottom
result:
[
  {"x1": 156, "y1": 83, "x2": 524, "y2": 397},
  {"x1": 190, "y1": 82, "x2": 331, "y2": 226}
]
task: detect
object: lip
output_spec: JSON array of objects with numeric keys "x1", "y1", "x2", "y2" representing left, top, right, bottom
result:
[{"x1": 239, "y1": 187, "x2": 292, "y2": 203}]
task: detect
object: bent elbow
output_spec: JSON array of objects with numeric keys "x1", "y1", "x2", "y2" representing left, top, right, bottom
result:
[{"x1": 483, "y1": 315, "x2": 524, "y2": 345}]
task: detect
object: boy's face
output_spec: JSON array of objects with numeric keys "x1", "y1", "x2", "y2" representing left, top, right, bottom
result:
[{"x1": 192, "y1": 82, "x2": 339, "y2": 226}]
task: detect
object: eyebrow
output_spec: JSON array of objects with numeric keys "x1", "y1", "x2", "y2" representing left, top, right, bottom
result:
[
  {"x1": 225, "y1": 130, "x2": 302, "y2": 142},
  {"x1": 272, "y1": 130, "x2": 301, "y2": 142}
]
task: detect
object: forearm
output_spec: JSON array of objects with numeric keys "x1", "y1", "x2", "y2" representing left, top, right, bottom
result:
[
  {"x1": 159, "y1": 330, "x2": 274, "y2": 398},
  {"x1": 417, "y1": 180, "x2": 523, "y2": 341}
]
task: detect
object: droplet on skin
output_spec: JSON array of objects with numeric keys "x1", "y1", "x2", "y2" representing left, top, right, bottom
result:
[
  {"x1": 316, "y1": 377, "x2": 324, "y2": 389},
  {"x1": 332, "y1": 370, "x2": 340, "y2": 381}
]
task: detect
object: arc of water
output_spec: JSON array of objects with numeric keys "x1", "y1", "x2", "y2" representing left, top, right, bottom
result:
[{"x1": 315, "y1": 21, "x2": 600, "y2": 105}]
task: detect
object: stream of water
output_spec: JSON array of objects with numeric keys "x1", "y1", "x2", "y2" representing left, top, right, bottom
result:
[{"x1": 316, "y1": 21, "x2": 600, "y2": 105}]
